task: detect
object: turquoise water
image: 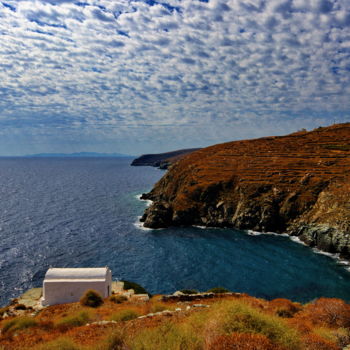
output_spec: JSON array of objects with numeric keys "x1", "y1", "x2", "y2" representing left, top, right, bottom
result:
[{"x1": 0, "y1": 157, "x2": 349, "y2": 306}]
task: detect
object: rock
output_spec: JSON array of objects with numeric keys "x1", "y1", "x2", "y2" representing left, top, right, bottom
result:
[
  {"x1": 173, "y1": 291, "x2": 185, "y2": 296},
  {"x1": 192, "y1": 304, "x2": 210, "y2": 308}
]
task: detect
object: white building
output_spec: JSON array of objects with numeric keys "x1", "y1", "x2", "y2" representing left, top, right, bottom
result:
[{"x1": 41, "y1": 267, "x2": 112, "y2": 306}]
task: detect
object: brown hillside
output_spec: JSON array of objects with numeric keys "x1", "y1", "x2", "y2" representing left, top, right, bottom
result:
[
  {"x1": 141, "y1": 123, "x2": 350, "y2": 259},
  {"x1": 1, "y1": 293, "x2": 350, "y2": 349}
]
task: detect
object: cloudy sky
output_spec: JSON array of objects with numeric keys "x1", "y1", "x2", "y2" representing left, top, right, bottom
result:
[{"x1": 1, "y1": 0, "x2": 350, "y2": 155}]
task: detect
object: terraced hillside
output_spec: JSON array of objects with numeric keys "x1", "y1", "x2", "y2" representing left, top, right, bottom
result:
[{"x1": 141, "y1": 123, "x2": 350, "y2": 259}]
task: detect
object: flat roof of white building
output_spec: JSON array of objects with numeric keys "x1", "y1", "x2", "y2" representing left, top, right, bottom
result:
[{"x1": 44, "y1": 267, "x2": 110, "y2": 281}]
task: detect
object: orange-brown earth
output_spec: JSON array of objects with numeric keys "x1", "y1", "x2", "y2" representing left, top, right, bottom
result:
[
  {"x1": 141, "y1": 123, "x2": 350, "y2": 259},
  {"x1": 1, "y1": 293, "x2": 350, "y2": 349}
]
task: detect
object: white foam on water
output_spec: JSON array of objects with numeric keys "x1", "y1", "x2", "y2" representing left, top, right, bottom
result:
[
  {"x1": 136, "y1": 193, "x2": 153, "y2": 207},
  {"x1": 246, "y1": 230, "x2": 289, "y2": 237},
  {"x1": 312, "y1": 248, "x2": 340, "y2": 259},
  {"x1": 133, "y1": 216, "x2": 154, "y2": 231},
  {"x1": 289, "y1": 236, "x2": 308, "y2": 246},
  {"x1": 247, "y1": 230, "x2": 263, "y2": 236}
]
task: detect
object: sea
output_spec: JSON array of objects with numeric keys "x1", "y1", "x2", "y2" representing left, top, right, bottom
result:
[{"x1": 0, "y1": 157, "x2": 350, "y2": 306}]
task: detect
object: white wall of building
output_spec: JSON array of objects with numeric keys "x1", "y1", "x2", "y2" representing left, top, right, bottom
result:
[{"x1": 41, "y1": 267, "x2": 112, "y2": 306}]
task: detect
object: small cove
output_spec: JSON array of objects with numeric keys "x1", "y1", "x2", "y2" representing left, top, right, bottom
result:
[{"x1": 0, "y1": 157, "x2": 349, "y2": 306}]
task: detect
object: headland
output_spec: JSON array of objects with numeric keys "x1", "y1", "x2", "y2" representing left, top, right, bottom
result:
[{"x1": 141, "y1": 123, "x2": 350, "y2": 260}]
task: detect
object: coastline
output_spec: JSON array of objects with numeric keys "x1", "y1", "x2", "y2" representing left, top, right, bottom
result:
[{"x1": 135, "y1": 194, "x2": 350, "y2": 273}]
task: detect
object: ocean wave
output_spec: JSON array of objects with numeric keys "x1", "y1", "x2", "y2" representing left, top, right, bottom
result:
[
  {"x1": 312, "y1": 248, "x2": 340, "y2": 259},
  {"x1": 246, "y1": 230, "x2": 289, "y2": 238},
  {"x1": 135, "y1": 194, "x2": 153, "y2": 207},
  {"x1": 133, "y1": 216, "x2": 153, "y2": 231},
  {"x1": 289, "y1": 236, "x2": 308, "y2": 246}
]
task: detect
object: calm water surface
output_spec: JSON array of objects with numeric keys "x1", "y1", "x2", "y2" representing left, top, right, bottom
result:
[{"x1": 0, "y1": 157, "x2": 349, "y2": 306}]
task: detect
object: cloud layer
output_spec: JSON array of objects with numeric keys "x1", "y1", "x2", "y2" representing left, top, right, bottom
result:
[{"x1": 1, "y1": 0, "x2": 350, "y2": 154}]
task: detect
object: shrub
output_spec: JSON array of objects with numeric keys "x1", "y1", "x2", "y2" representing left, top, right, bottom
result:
[
  {"x1": 33, "y1": 337, "x2": 80, "y2": 350},
  {"x1": 56, "y1": 311, "x2": 90, "y2": 330},
  {"x1": 101, "y1": 329, "x2": 126, "y2": 350},
  {"x1": 208, "y1": 333, "x2": 282, "y2": 350},
  {"x1": 207, "y1": 287, "x2": 230, "y2": 294},
  {"x1": 1, "y1": 316, "x2": 37, "y2": 334},
  {"x1": 314, "y1": 327, "x2": 350, "y2": 348},
  {"x1": 301, "y1": 333, "x2": 340, "y2": 350},
  {"x1": 180, "y1": 289, "x2": 198, "y2": 295},
  {"x1": 131, "y1": 321, "x2": 202, "y2": 350},
  {"x1": 110, "y1": 295, "x2": 128, "y2": 304},
  {"x1": 111, "y1": 309, "x2": 139, "y2": 322},
  {"x1": 269, "y1": 298, "x2": 302, "y2": 318},
  {"x1": 216, "y1": 300, "x2": 302, "y2": 350},
  {"x1": 80, "y1": 289, "x2": 103, "y2": 308},
  {"x1": 301, "y1": 298, "x2": 350, "y2": 328},
  {"x1": 121, "y1": 280, "x2": 149, "y2": 295},
  {"x1": 14, "y1": 303, "x2": 27, "y2": 310},
  {"x1": 38, "y1": 320, "x2": 54, "y2": 331},
  {"x1": 150, "y1": 303, "x2": 168, "y2": 313}
]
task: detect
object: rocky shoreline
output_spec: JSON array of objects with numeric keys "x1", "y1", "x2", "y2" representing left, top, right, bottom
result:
[{"x1": 140, "y1": 124, "x2": 350, "y2": 260}]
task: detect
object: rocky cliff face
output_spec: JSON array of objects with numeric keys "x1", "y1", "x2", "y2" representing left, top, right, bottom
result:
[{"x1": 141, "y1": 124, "x2": 350, "y2": 259}]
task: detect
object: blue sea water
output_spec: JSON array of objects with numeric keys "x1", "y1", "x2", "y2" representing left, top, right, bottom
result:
[{"x1": 0, "y1": 157, "x2": 350, "y2": 306}]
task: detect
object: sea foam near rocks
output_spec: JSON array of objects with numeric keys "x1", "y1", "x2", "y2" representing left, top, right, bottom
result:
[
  {"x1": 133, "y1": 216, "x2": 153, "y2": 231},
  {"x1": 135, "y1": 194, "x2": 153, "y2": 207}
]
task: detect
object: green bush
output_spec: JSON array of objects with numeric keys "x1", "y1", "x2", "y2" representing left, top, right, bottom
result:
[
  {"x1": 131, "y1": 321, "x2": 202, "y2": 350},
  {"x1": 150, "y1": 303, "x2": 168, "y2": 313},
  {"x1": 80, "y1": 289, "x2": 103, "y2": 308},
  {"x1": 180, "y1": 289, "x2": 198, "y2": 295},
  {"x1": 207, "y1": 287, "x2": 230, "y2": 294},
  {"x1": 217, "y1": 301, "x2": 302, "y2": 350},
  {"x1": 110, "y1": 295, "x2": 128, "y2": 304},
  {"x1": 121, "y1": 280, "x2": 149, "y2": 295},
  {"x1": 111, "y1": 309, "x2": 139, "y2": 322},
  {"x1": 56, "y1": 311, "x2": 90, "y2": 330},
  {"x1": 1, "y1": 316, "x2": 37, "y2": 334},
  {"x1": 101, "y1": 329, "x2": 126, "y2": 350},
  {"x1": 33, "y1": 337, "x2": 80, "y2": 350}
]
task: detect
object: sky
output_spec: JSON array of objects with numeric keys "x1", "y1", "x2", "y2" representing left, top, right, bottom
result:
[{"x1": 0, "y1": 0, "x2": 350, "y2": 156}]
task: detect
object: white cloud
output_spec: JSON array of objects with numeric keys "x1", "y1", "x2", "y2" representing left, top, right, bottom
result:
[{"x1": 0, "y1": 0, "x2": 349, "y2": 155}]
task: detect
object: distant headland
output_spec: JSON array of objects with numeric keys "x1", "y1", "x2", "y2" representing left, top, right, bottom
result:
[
  {"x1": 22, "y1": 152, "x2": 133, "y2": 158},
  {"x1": 141, "y1": 123, "x2": 350, "y2": 260},
  {"x1": 131, "y1": 148, "x2": 201, "y2": 169}
]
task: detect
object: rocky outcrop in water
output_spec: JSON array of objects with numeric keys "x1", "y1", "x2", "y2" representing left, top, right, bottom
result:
[{"x1": 140, "y1": 124, "x2": 350, "y2": 259}]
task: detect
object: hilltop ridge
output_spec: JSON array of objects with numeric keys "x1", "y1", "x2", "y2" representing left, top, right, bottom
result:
[{"x1": 141, "y1": 123, "x2": 350, "y2": 259}]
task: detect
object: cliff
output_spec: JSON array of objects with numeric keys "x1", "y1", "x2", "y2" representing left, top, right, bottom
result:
[
  {"x1": 141, "y1": 123, "x2": 350, "y2": 259},
  {"x1": 131, "y1": 148, "x2": 201, "y2": 169}
]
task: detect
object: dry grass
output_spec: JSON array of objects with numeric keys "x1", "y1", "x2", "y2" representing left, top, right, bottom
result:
[{"x1": 0, "y1": 295, "x2": 348, "y2": 350}]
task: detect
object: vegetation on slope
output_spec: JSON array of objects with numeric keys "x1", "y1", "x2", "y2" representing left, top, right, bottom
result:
[{"x1": 1, "y1": 292, "x2": 350, "y2": 350}]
